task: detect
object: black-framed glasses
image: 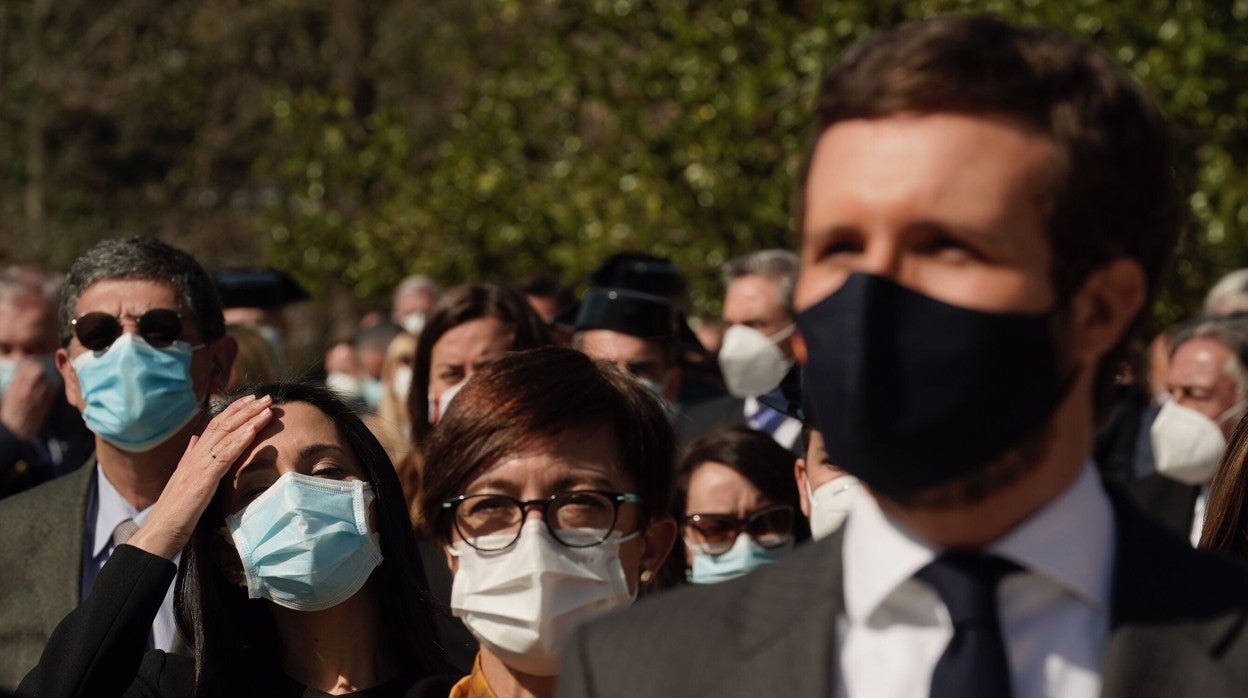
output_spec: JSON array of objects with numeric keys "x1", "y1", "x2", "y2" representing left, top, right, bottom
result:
[
  {"x1": 682, "y1": 504, "x2": 795, "y2": 555},
  {"x1": 71, "y1": 309, "x2": 184, "y2": 351},
  {"x1": 442, "y1": 490, "x2": 644, "y2": 551}
]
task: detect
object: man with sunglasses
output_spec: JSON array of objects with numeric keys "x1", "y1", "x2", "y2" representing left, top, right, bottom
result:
[
  {"x1": 0, "y1": 237, "x2": 236, "y2": 690},
  {"x1": 561, "y1": 15, "x2": 1248, "y2": 698}
]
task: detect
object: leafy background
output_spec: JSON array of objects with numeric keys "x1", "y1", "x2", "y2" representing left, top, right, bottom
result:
[{"x1": 2, "y1": 0, "x2": 1245, "y2": 357}]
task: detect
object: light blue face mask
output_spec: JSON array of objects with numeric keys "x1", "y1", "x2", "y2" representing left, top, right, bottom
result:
[
  {"x1": 0, "y1": 355, "x2": 62, "y2": 396},
  {"x1": 0, "y1": 359, "x2": 16, "y2": 395},
  {"x1": 71, "y1": 333, "x2": 201, "y2": 452},
  {"x1": 225, "y1": 471, "x2": 383, "y2": 612},
  {"x1": 687, "y1": 533, "x2": 793, "y2": 585}
]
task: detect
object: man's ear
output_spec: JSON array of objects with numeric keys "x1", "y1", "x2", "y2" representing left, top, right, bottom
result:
[
  {"x1": 207, "y1": 336, "x2": 239, "y2": 395},
  {"x1": 1067, "y1": 258, "x2": 1146, "y2": 365},
  {"x1": 640, "y1": 515, "x2": 677, "y2": 584},
  {"x1": 443, "y1": 544, "x2": 459, "y2": 576},
  {"x1": 56, "y1": 348, "x2": 84, "y2": 411},
  {"x1": 794, "y1": 458, "x2": 811, "y2": 518}
]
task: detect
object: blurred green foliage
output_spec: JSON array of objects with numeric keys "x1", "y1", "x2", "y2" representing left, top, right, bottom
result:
[{"x1": 3, "y1": 0, "x2": 1247, "y2": 329}]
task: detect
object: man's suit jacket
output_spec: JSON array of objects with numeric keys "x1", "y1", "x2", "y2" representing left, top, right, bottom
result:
[
  {"x1": 1127, "y1": 473, "x2": 1201, "y2": 540},
  {"x1": 677, "y1": 394, "x2": 803, "y2": 455},
  {"x1": 559, "y1": 488, "x2": 1248, "y2": 697},
  {"x1": 0, "y1": 461, "x2": 94, "y2": 691}
]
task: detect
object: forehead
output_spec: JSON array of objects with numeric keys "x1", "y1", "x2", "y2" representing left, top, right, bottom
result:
[
  {"x1": 230, "y1": 401, "x2": 352, "y2": 473},
  {"x1": 802, "y1": 113, "x2": 1056, "y2": 244},
  {"x1": 1169, "y1": 338, "x2": 1234, "y2": 384},
  {"x1": 578, "y1": 329, "x2": 663, "y2": 362},
  {"x1": 75, "y1": 278, "x2": 181, "y2": 316},
  {"x1": 685, "y1": 461, "x2": 769, "y2": 512},
  {"x1": 463, "y1": 423, "x2": 632, "y2": 495},
  {"x1": 433, "y1": 317, "x2": 511, "y2": 361},
  {"x1": 724, "y1": 275, "x2": 782, "y2": 315}
]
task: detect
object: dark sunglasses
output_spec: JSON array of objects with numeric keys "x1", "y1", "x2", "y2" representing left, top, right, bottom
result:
[
  {"x1": 682, "y1": 504, "x2": 795, "y2": 555},
  {"x1": 71, "y1": 309, "x2": 184, "y2": 351}
]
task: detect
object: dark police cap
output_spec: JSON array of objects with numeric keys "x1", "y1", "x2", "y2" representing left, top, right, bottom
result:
[
  {"x1": 588, "y1": 253, "x2": 687, "y2": 301},
  {"x1": 574, "y1": 288, "x2": 680, "y2": 339},
  {"x1": 214, "y1": 268, "x2": 310, "y2": 310}
]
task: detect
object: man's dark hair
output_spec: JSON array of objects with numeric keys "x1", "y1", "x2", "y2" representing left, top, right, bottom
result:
[
  {"x1": 800, "y1": 14, "x2": 1182, "y2": 390},
  {"x1": 58, "y1": 237, "x2": 226, "y2": 346}
]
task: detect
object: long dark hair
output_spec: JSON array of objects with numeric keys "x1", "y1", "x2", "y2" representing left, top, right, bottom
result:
[
  {"x1": 1199, "y1": 411, "x2": 1248, "y2": 556},
  {"x1": 175, "y1": 382, "x2": 453, "y2": 697}
]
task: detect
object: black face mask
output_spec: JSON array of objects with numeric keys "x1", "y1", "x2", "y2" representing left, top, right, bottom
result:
[{"x1": 795, "y1": 273, "x2": 1063, "y2": 498}]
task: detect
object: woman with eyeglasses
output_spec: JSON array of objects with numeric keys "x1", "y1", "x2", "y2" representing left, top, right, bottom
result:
[
  {"x1": 675, "y1": 425, "x2": 810, "y2": 584},
  {"x1": 20, "y1": 382, "x2": 459, "y2": 697},
  {"x1": 418, "y1": 346, "x2": 678, "y2": 698}
]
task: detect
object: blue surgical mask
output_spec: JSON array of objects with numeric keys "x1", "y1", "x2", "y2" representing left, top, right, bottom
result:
[
  {"x1": 225, "y1": 471, "x2": 382, "y2": 612},
  {"x1": 0, "y1": 355, "x2": 61, "y2": 396},
  {"x1": 687, "y1": 533, "x2": 792, "y2": 585},
  {"x1": 0, "y1": 359, "x2": 15, "y2": 395},
  {"x1": 71, "y1": 333, "x2": 201, "y2": 452}
]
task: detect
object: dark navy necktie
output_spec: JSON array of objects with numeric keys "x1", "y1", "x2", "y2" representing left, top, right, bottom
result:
[{"x1": 915, "y1": 552, "x2": 1021, "y2": 698}]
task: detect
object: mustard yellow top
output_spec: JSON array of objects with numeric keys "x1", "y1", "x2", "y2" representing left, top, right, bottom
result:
[{"x1": 449, "y1": 653, "x2": 496, "y2": 698}]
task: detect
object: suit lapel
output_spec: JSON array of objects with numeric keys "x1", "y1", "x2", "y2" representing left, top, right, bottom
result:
[
  {"x1": 35, "y1": 461, "x2": 96, "y2": 632},
  {"x1": 723, "y1": 530, "x2": 845, "y2": 696}
]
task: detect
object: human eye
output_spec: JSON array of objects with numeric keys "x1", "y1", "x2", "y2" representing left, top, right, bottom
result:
[
  {"x1": 912, "y1": 228, "x2": 985, "y2": 263},
  {"x1": 464, "y1": 495, "x2": 516, "y2": 519},
  {"x1": 809, "y1": 228, "x2": 864, "y2": 262}
]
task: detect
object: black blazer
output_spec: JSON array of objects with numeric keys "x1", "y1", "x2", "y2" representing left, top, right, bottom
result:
[
  {"x1": 1127, "y1": 473, "x2": 1202, "y2": 540},
  {"x1": 18, "y1": 545, "x2": 460, "y2": 698},
  {"x1": 558, "y1": 488, "x2": 1248, "y2": 697}
]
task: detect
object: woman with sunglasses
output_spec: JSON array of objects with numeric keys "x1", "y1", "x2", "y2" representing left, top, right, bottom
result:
[
  {"x1": 419, "y1": 347, "x2": 677, "y2": 698},
  {"x1": 20, "y1": 382, "x2": 458, "y2": 697},
  {"x1": 675, "y1": 425, "x2": 810, "y2": 584}
]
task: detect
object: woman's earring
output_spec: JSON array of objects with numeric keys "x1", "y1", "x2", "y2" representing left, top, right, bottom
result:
[{"x1": 640, "y1": 569, "x2": 654, "y2": 584}]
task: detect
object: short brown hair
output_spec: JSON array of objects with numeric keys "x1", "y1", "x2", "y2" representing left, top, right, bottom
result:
[
  {"x1": 420, "y1": 346, "x2": 675, "y2": 541},
  {"x1": 800, "y1": 15, "x2": 1181, "y2": 376}
]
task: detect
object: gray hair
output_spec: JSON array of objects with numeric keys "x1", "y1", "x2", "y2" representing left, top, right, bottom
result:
[
  {"x1": 722, "y1": 249, "x2": 800, "y2": 315},
  {"x1": 392, "y1": 274, "x2": 440, "y2": 307},
  {"x1": 1204, "y1": 268, "x2": 1248, "y2": 317},
  {"x1": 1171, "y1": 316, "x2": 1248, "y2": 399},
  {"x1": 0, "y1": 266, "x2": 62, "y2": 305},
  {"x1": 57, "y1": 237, "x2": 225, "y2": 346}
]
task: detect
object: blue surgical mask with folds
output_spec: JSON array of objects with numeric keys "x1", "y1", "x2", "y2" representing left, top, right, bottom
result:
[
  {"x1": 687, "y1": 533, "x2": 792, "y2": 585},
  {"x1": 71, "y1": 333, "x2": 201, "y2": 452},
  {"x1": 225, "y1": 471, "x2": 383, "y2": 612},
  {"x1": 0, "y1": 359, "x2": 16, "y2": 395}
]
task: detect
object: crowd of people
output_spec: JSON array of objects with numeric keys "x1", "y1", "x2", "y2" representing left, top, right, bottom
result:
[{"x1": 2, "y1": 12, "x2": 1248, "y2": 698}]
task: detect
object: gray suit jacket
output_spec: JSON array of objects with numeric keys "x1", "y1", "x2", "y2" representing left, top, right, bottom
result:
[
  {"x1": 0, "y1": 460, "x2": 94, "y2": 692},
  {"x1": 559, "y1": 489, "x2": 1248, "y2": 697}
]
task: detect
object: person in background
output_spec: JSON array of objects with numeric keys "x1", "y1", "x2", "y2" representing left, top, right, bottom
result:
[
  {"x1": 560, "y1": 15, "x2": 1248, "y2": 697},
  {"x1": 420, "y1": 347, "x2": 676, "y2": 698},
  {"x1": 392, "y1": 274, "x2": 441, "y2": 336},
  {"x1": 322, "y1": 335, "x2": 367, "y2": 410},
  {"x1": 681, "y1": 250, "x2": 803, "y2": 453},
  {"x1": 572, "y1": 287, "x2": 689, "y2": 407},
  {"x1": 214, "y1": 268, "x2": 309, "y2": 372},
  {"x1": 0, "y1": 238, "x2": 237, "y2": 691},
  {"x1": 0, "y1": 266, "x2": 92, "y2": 498},
  {"x1": 18, "y1": 383, "x2": 459, "y2": 697},
  {"x1": 676, "y1": 425, "x2": 808, "y2": 585},
  {"x1": 1203, "y1": 268, "x2": 1248, "y2": 318},
  {"x1": 399, "y1": 283, "x2": 550, "y2": 508},
  {"x1": 1131, "y1": 316, "x2": 1248, "y2": 544},
  {"x1": 518, "y1": 275, "x2": 575, "y2": 326},
  {"x1": 365, "y1": 331, "x2": 417, "y2": 464},
  {"x1": 223, "y1": 323, "x2": 280, "y2": 391},
  {"x1": 356, "y1": 321, "x2": 402, "y2": 412}
]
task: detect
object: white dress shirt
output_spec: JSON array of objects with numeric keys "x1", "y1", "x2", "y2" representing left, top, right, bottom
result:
[
  {"x1": 837, "y1": 463, "x2": 1114, "y2": 698},
  {"x1": 82, "y1": 464, "x2": 179, "y2": 652},
  {"x1": 1189, "y1": 485, "x2": 1208, "y2": 547}
]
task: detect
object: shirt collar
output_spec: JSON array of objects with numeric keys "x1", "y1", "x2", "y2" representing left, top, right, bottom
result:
[
  {"x1": 90, "y1": 463, "x2": 149, "y2": 558},
  {"x1": 844, "y1": 461, "x2": 1115, "y2": 623}
]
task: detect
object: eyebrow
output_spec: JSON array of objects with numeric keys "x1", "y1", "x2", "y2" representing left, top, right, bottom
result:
[
  {"x1": 298, "y1": 443, "x2": 350, "y2": 464},
  {"x1": 467, "y1": 471, "x2": 620, "y2": 495}
]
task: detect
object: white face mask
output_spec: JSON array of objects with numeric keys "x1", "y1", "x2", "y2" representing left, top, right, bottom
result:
[
  {"x1": 402, "y1": 311, "x2": 427, "y2": 336},
  {"x1": 717, "y1": 324, "x2": 794, "y2": 398},
  {"x1": 325, "y1": 371, "x2": 362, "y2": 400},
  {"x1": 427, "y1": 378, "x2": 468, "y2": 425},
  {"x1": 1150, "y1": 399, "x2": 1245, "y2": 485},
  {"x1": 805, "y1": 474, "x2": 857, "y2": 539},
  {"x1": 392, "y1": 366, "x2": 412, "y2": 403},
  {"x1": 448, "y1": 520, "x2": 637, "y2": 676}
]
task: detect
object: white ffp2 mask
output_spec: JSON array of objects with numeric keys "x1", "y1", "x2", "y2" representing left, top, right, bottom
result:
[
  {"x1": 1150, "y1": 399, "x2": 1243, "y2": 485},
  {"x1": 448, "y1": 520, "x2": 636, "y2": 676},
  {"x1": 805, "y1": 474, "x2": 857, "y2": 539},
  {"x1": 717, "y1": 324, "x2": 794, "y2": 398}
]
